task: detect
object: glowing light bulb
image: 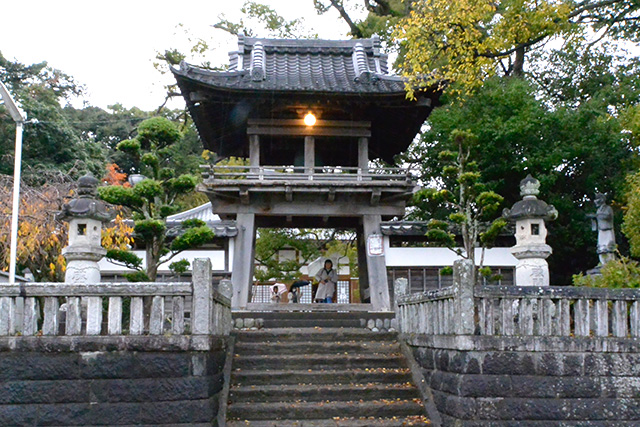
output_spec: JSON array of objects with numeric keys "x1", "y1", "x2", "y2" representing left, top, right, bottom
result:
[{"x1": 304, "y1": 112, "x2": 317, "y2": 126}]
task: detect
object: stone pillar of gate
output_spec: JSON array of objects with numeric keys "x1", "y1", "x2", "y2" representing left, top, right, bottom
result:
[
  {"x1": 363, "y1": 214, "x2": 391, "y2": 311},
  {"x1": 231, "y1": 213, "x2": 256, "y2": 308},
  {"x1": 356, "y1": 225, "x2": 369, "y2": 302}
]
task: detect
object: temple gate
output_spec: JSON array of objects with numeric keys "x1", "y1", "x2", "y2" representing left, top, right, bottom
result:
[{"x1": 173, "y1": 35, "x2": 440, "y2": 309}]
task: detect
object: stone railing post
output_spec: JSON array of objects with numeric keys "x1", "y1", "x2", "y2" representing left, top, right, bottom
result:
[
  {"x1": 218, "y1": 279, "x2": 233, "y2": 335},
  {"x1": 394, "y1": 278, "x2": 408, "y2": 333},
  {"x1": 219, "y1": 279, "x2": 233, "y2": 300},
  {"x1": 192, "y1": 258, "x2": 213, "y2": 335},
  {"x1": 453, "y1": 259, "x2": 475, "y2": 335}
]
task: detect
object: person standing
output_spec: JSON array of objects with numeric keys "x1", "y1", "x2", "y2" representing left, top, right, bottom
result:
[
  {"x1": 270, "y1": 283, "x2": 288, "y2": 303},
  {"x1": 314, "y1": 259, "x2": 338, "y2": 303}
]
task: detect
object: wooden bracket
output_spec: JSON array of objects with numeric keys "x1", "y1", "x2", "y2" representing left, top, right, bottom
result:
[
  {"x1": 370, "y1": 189, "x2": 381, "y2": 206},
  {"x1": 328, "y1": 188, "x2": 336, "y2": 203},
  {"x1": 239, "y1": 189, "x2": 250, "y2": 205}
]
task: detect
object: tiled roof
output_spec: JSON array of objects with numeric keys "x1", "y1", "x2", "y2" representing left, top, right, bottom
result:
[
  {"x1": 173, "y1": 35, "x2": 407, "y2": 94},
  {"x1": 381, "y1": 221, "x2": 430, "y2": 236},
  {"x1": 165, "y1": 202, "x2": 237, "y2": 238},
  {"x1": 167, "y1": 202, "x2": 220, "y2": 223},
  {"x1": 381, "y1": 221, "x2": 515, "y2": 237},
  {"x1": 172, "y1": 35, "x2": 441, "y2": 164}
]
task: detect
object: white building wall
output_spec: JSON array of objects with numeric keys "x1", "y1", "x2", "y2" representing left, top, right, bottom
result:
[
  {"x1": 383, "y1": 237, "x2": 518, "y2": 267},
  {"x1": 97, "y1": 236, "x2": 517, "y2": 276}
]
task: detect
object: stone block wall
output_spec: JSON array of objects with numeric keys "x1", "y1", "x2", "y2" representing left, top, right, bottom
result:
[
  {"x1": 408, "y1": 335, "x2": 640, "y2": 426},
  {"x1": 0, "y1": 336, "x2": 228, "y2": 426}
]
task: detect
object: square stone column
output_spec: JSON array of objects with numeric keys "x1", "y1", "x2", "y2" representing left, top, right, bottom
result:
[
  {"x1": 363, "y1": 214, "x2": 391, "y2": 311},
  {"x1": 231, "y1": 213, "x2": 256, "y2": 308},
  {"x1": 356, "y1": 226, "x2": 369, "y2": 302}
]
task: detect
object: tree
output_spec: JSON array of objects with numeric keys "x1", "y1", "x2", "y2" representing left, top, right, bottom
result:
[
  {"x1": 254, "y1": 228, "x2": 359, "y2": 282},
  {"x1": 0, "y1": 175, "x2": 71, "y2": 281},
  {"x1": 215, "y1": 1, "x2": 308, "y2": 38},
  {"x1": 63, "y1": 103, "x2": 149, "y2": 173},
  {"x1": 396, "y1": 0, "x2": 640, "y2": 96},
  {"x1": 573, "y1": 106, "x2": 640, "y2": 288},
  {"x1": 102, "y1": 163, "x2": 131, "y2": 187},
  {"x1": 98, "y1": 117, "x2": 215, "y2": 281},
  {"x1": 254, "y1": 229, "x2": 323, "y2": 282},
  {"x1": 411, "y1": 130, "x2": 506, "y2": 282},
  {"x1": 621, "y1": 106, "x2": 640, "y2": 259},
  {"x1": 314, "y1": 0, "x2": 413, "y2": 43},
  {"x1": 0, "y1": 52, "x2": 107, "y2": 182},
  {"x1": 403, "y1": 75, "x2": 639, "y2": 283}
]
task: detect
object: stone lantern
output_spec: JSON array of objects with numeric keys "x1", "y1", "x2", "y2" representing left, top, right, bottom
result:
[
  {"x1": 503, "y1": 175, "x2": 558, "y2": 286},
  {"x1": 57, "y1": 174, "x2": 112, "y2": 283}
]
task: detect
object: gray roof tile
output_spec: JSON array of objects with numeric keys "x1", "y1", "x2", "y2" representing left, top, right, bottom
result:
[{"x1": 174, "y1": 35, "x2": 405, "y2": 94}]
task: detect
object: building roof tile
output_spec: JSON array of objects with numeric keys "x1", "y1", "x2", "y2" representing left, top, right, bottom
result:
[
  {"x1": 165, "y1": 203, "x2": 237, "y2": 237},
  {"x1": 173, "y1": 35, "x2": 406, "y2": 94}
]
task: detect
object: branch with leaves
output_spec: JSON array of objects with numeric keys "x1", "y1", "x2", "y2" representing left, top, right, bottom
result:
[
  {"x1": 98, "y1": 117, "x2": 215, "y2": 281},
  {"x1": 411, "y1": 130, "x2": 507, "y2": 283},
  {"x1": 396, "y1": 0, "x2": 639, "y2": 97}
]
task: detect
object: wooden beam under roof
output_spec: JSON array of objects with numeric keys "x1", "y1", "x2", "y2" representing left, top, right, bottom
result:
[{"x1": 247, "y1": 118, "x2": 371, "y2": 138}]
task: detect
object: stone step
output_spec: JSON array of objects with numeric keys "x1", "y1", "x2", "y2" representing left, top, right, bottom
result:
[
  {"x1": 226, "y1": 400, "x2": 425, "y2": 421},
  {"x1": 231, "y1": 369, "x2": 413, "y2": 386},
  {"x1": 226, "y1": 416, "x2": 431, "y2": 426},
  {"x1": 234, "y1": 328, "x2": 398, "y2": 343},
  {"x1": 234, "y1": 340, "x2": 401, "y2": 356},
  {"x1": 261, "y1": 319, "x2": 364, "y2": 328},
  {"x1": 229, "y1": 384, "x2": 420, "y2": 403},
  {"x1": 234, "y1": 311, "x2": 394, "y2": 320},
  {"x1": 233, "y1": 354, "x2": 405, "y2": 370}
]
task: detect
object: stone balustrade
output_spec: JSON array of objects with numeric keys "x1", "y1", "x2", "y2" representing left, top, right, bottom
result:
[
  {"x1": 396, "y1": 259, "x2": 640, "y2": 339},
  {"x1": 397, "y1": 260, "x2": 640, "y2": 425},
  {"x1": 0, "y1": 258, "x2": 232, "y2": 338},
  {"x1": 475, "y1": 285, "x2": 640, "y2": 338}
]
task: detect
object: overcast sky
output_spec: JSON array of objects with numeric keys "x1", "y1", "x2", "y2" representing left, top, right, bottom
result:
[{"x1": 0, "y1": 1, "x2": 358, "y2": 111}]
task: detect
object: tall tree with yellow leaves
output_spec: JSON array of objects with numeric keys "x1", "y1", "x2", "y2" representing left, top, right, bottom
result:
[{"x1": 396, "y1": 0, "x2": 640, "y2": 96}]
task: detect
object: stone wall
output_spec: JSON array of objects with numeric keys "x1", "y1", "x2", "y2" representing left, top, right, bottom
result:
[
  {"x1": 0, "y1": 336, "x2": 228, "y2": 426},
  {"x1": 407, "y1": 335, "x2": 640, "y2": 426}
]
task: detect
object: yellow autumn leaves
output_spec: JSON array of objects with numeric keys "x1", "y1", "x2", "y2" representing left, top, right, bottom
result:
[
  {"x1": 0, "y1": 175, "x2": 133, "y2": 281},
  {"x1": 396, "y1": 0, "x2": 573, "y2": 97}
]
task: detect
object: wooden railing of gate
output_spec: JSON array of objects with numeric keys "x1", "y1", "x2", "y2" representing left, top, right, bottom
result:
[
  {"x1": 201, "y1": 165, "x2": 411, "y2": 183},
  {"x1": 396, "y1": 260, "x2": 640, "y2": 338}
]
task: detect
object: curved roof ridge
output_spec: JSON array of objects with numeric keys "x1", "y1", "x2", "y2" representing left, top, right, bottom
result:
[
  {"x1": 242, "y1": 36, "x2": 379, "y2": 48},
  {"x1": 167, "y1": 202, "x2": 219, "y2": 222}
]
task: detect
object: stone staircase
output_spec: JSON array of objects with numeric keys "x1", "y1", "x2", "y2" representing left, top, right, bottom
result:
[
  {"x1": 226, "y1": 327, "x2": 430, "y2": 426},
  {"x1": 233, "y1": 309, "x2": 396, "y2": 330}
]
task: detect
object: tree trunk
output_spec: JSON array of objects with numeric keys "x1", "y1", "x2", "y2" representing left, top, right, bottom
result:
[
  {"x1": 146, "y1": 246, "x2": 158, "y2": 282},
  {"x1": 512, "y1": 46, "x2": 526, "y2": 77},
  {"x1": 144, "y1": 241, "x2": 160, "y2": 331}
]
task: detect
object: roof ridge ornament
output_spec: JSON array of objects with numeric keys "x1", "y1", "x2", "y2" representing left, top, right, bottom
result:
[
  {"x1": 250, "y1": 41, "x2": 266, "y2": 81},
  {"x1": 352, "y1": 43, "x2": 370, "y2": 80}
]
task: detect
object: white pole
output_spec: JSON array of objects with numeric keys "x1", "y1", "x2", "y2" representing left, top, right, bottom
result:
[
  {"x1": 1, "y1": 80, "x2": 27, "y2": 284},
  {"x1": 8, "y1": 121, "x2": 24, "y2": 284}
]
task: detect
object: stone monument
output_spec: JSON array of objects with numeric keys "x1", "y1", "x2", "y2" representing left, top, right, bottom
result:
[
  {"x1": 503, "y1": 175, "x2": 558, "y2": 286},
  {"x1": 587, "y1": 192, "x2": 616, "y2": 266},
  {"x1": 57, "y1": 174, "x2": 112, "y2": 283}
]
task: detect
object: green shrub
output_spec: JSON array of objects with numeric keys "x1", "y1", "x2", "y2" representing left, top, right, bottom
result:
[{"x1": 573, "y1": 257, "x2": 640, "y2": 288}]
